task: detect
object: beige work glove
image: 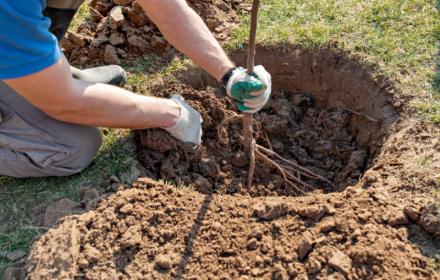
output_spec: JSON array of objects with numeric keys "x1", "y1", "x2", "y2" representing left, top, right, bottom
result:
[{"x1": 163, "y1": 94, "x2": 202, "y2": 146}]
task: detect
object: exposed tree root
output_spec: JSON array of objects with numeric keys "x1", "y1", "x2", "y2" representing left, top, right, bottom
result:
[
  {"x1": 256, "y1": 145, "x2": 332, "y2": 184},
  {"x1": 217, "y1": 113, "x2": 333, "y2": 193},
  {"x1": 243, "y1": 114, "x2": 256, "y2": 189},
  {"x1": 246, "y1": 138, "x2": 256, "y2": 189},
  {"x1": 255, "y1": 150, "x2": 306, "y2": 194}
]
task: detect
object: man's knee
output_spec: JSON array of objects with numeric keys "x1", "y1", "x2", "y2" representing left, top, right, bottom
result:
[
  {"x1": 0, "y1": 127, "x2": 102, "y2": 178},
  {"x1": 56, "y1": 126, "x2": 103, "y2": 175}
]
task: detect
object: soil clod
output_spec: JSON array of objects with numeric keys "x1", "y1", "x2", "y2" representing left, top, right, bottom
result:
[
  {"x1": 136, "y1": 83, "x2": 371, "y2": 196},
  {"x1": 42, "y1": 198, "x2": 82, "y2": 227},
  {"x1": 25, "y1": 179, "x2": 439, "y2": 279},
  {"x1": 23, "y1": 45, "x2": 440, "y2": 279},
  {"x1": 63, "y1": 0, "x2": 246, "y2": 65},
  {"x1": 328, "y1": 250, "x2": 353, "y2": 275},
  {"x1": 252, "y1": 200, "x2": 288, "y2": 220}
]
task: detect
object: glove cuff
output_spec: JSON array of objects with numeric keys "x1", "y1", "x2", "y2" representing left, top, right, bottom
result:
[{"x1": 220, "y1": 67, "x2": 238, "y2": 89}]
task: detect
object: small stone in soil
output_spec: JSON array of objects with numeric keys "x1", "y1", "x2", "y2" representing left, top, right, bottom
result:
[
  {"x1": 252, "y1": 200, "x2": 288, "y2": 220},
  {"x1": 151, "y1": 35, "x2": 167, "y2": 51},
  {"x1": 104, "y1": 45, "x2": 120, "y2": 65},
  {"x1": 247, "y1": 238, "x2": 258, "y2": 250},
  {"x1": 297, "y1": 232, "x2": 314, "y2": 260},
  {"x1": 387, "y1": 210, "x2": 409, "y2": 227},
  {"x1": 78, "y1": 258, "x2": 89, "y2": 269},
  {"x1": 328, "y1": 250, "x2": 352, "y2": 275},
  {"x1": 318, "y1": 218, "x2": 336, "y2": 233},
  {"x1": 84, "y1": 245, "x2": 101, "y2": 263},
  {"x1": 119, "y1": 203, "x2": 134, "y2": 214},
  {"x1": 404, "y1": 206, "x2": 420, "y2": 221},
  {"x1": 251, "y1": 228, "x2": 264, "y2": 240},
  {"x1": 199, "y1": 158, "x2": 219, "y2": 177},
  {"x1": 109, "y1": 32, "x2": 125, "y2": 46},
  {"x1": 43, "y1": 198, "x2": 82, "y2": 227},
  {"x1": 211, "y1": 222, "x2": 223, "y2": 232},
  {"x1": 194, "y1": 176, "x2": 212, "y2": 194},
  {"x1": 82, "y1": 188, "x2": 99, "y2": 201},
  {"x1": 231, "y1": 151, "x2": 248, "y2": 168},
  {"x1": 109, "y1": 6, "x2": 125, "y2": 30},
  {"x1": 127, "y1": 35, "x2": 148, "y2": 50},
  {"x1": 124, "y1": 7, "x2": 147, "y2": 27},
  {"x1": 155, "y1": 254, "x2": 172, "y2": 270},
  {"x1": 306, "y1": 257, "x2": 322, "y2": 274}
]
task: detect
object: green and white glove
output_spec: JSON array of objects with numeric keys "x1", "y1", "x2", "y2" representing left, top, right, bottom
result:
[
  {"x1": 223, "y1": 65, "x2": 272, "y2": 113},
  {"x1": 163, "y1": 94, "x2": 202, "y2": 146}
]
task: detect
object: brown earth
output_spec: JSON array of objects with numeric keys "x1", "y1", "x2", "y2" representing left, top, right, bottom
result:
[
  {"x1": 25, "y1": 177, "x2": 439, "y2": 279},
  {"x1": 63, "y1": 0, "x2": 246, "y2": 65},
  {"x1": 136, "y1": 85, "x2": 368, "y2": 196},
  {"x1": 22, "y1": 46, "x2": 440, "y2": 279}
]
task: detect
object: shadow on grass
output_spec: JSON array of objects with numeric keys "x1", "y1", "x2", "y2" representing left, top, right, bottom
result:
[{"x1": 0, "y1": 130, "x2": 137, "y2": 278}]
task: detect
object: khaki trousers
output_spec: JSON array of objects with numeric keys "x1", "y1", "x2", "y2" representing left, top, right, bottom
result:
[{"x1": 0, "y1": 81, "x2": 102, "y2": 177}]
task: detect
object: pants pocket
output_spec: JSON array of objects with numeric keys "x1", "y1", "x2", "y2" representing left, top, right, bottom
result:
[{"x1": 0, "y1": 103, "x2": 76, "y2": 167}]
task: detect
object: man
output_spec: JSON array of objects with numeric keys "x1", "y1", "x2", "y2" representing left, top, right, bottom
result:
[{"x1": 0, "y1": 0, "x2": 271, "y2": 178}]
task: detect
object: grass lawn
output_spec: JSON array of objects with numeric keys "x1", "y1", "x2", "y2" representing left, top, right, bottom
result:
[{"x1": 1, "y1": 0, "x2": 439, "y2": 278}]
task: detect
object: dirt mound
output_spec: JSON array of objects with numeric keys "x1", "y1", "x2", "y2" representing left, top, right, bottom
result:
[
  {"x1": 136, "y1": 84, "x2": 367, "y2": 196},
  {"x1": 63, "y1": 0, "x2": 246, "y2": 65},
  {"x1": 25, "y1": 179, "x2": 439, "y2": 279},
  {"x1": 23, "y1": 46, "x2": 440, "y2": 279}
]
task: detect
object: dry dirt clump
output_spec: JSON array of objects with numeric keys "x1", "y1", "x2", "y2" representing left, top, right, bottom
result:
[
  {"x1": 62, "y1": 0, "x2": 246, "y2": 65},
  {"x1": 25, "y1": 179, "x2": 439, "y2": 279},
  {"x1": 136, "y1": 84, "x2": 367, "y2": 196},
  {"x1": 20, "y1": 43, "x2": 440, "y2": 280}
]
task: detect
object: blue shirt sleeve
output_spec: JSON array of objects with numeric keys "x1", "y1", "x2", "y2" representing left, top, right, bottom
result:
[{"x1": 0, "y1": 1, "x2": 61, "y2": 79}]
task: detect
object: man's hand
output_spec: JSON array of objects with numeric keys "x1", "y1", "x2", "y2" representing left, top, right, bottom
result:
[
  {"x1": 225, "y1": 65, "x2": 272, "y2": 113},
  {"x1": 163, "y1": 94, "x2": 202, "y2": 145}
]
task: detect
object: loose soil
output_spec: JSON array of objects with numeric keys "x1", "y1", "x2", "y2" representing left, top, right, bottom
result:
[
  {"x1": 22, "y1": 46, "x2": 440, "y2": 279},
  {"x1": 63, "y1": 0, "x2": 246, "y2": 65},
  {"x1": 25, "y1": 178, "x2": 439, "y2": 279},
  {"x1": 136, "y1": 85, "x2": 368, "y2": 196}
]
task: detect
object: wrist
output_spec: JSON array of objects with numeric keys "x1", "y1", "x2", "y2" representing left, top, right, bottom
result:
[
  {"x1": 216, "y1": 61, "x2": 236, "y2": 82},
  {"x1": 161, "y1": 99, "x2": 181, "y2": 128},
  {"x1": 220, "y1": 66, "x2": 239, "y2": 89}
]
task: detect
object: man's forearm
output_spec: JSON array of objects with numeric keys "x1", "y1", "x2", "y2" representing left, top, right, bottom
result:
[
  {"x1": 139, "y1": 0, "x2": 235, "y2": 81},
  {"x1": 4, "y1": 56, "x2": 180, "y2": 129},
  {"x1": 65, "y1": 81, "x2": 180, "y2": 128}
]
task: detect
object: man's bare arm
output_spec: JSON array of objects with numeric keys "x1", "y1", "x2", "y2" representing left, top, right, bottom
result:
[
  {"x1": 4, "y1": 56, "x2": 180, "y2": 129},
  {"x1": 138, "y1": 0, "x2": 235, "y2": 81}
]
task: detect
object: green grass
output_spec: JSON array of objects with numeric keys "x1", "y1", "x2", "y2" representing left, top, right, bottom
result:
[
  {"x1": 124, "y1": 55, "x2": 192, "y2": 94},
  {"x1": 0, "y1": 129, "x2": 137, "y2": 277},
  {"x1": 229, "y1": 0, "x2": 440, "y2": 123},
  {"x1": 68, "y1": 3, "x2": 90, "y2": 32}
]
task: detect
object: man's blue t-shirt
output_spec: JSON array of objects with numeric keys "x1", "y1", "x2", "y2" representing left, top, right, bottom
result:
[{"x1": 0, "y1": 0, "x2": 60, "y2": 79}]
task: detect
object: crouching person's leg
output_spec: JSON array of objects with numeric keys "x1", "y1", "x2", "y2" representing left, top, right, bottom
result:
[{"x1": 0, "y1": 81, "x2": 102, "y2": 178}]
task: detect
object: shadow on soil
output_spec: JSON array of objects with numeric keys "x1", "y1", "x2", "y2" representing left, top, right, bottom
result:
[
  {"x1": 435, "y1": 1, "x2": 440, "y2": 95},
  {"x1": 406, "y1": 224, "x2": 440, "y2": 271},
  {"x1": 175, "y1": 193, "x2": 213, "y2": 279}
]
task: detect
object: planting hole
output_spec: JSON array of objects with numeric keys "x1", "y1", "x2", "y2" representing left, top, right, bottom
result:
[{"x1": 136, "y1": 45, "x2": 398, "y2": 196}]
